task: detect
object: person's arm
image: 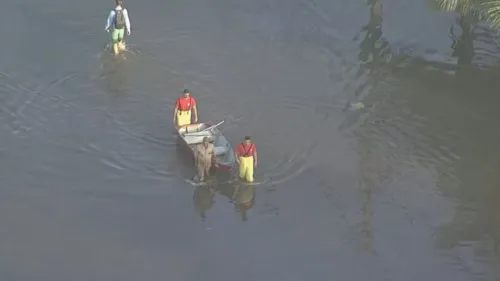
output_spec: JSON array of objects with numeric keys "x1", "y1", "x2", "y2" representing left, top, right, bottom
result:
[
  {"x1": 211, "y1": 146, "x2": 216, "y2": 164},
  {"x1": 193, "y1": 106, "x2": 198, "y2": 122},
  {"x1": 192, "y1": 99, "x2": 198, "y2": 122},
  {"x1": 123, "y1": 9, "x2": 131, "y2": 34},
  {"x1": 253, "y1": 146, "x2": 258, "y2": 167},
  {"x1": 173, "y1": 98, "x2": 179, "y2": 123},
  {"x1": 234, "y1": 145, "x2": 240, "y2": 164},
  {"x1": 194, "y1": 146, "x2": 199, "y2": 166},
  {"x1": 104, "y1": 10, "x2": 114, "y2": 31}
]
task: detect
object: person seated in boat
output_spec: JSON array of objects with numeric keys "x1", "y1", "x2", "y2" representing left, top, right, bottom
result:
[
  {"x1": 235, "y1": 136, "x2": 257, "y2": 183},
  {"x1": 194, "y1": 137, "x2": 218, "y2": 182},
  {"x1": 173, "y1": 89, "x2": 198, "y2": 127}
]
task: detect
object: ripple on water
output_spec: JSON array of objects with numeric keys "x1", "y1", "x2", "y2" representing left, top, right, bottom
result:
[
  {"x1": 259, "y1": 141, "x2": 316, "y2": 186},
  {"x1": 90, "y1": 128, "x2": 178, "y2": 182},
  {"x1": 241, "y1": 104, "x2": 336, "y2": 186},
  {"x1": 0, "y1": 71, "x2": 82, "y2": 137},
  {"x1": 343, "y1": 63, "x2": 468, "y2": 193},
  {"x1": 2, "y1": 62, "x2": 183, "y2": 186}
]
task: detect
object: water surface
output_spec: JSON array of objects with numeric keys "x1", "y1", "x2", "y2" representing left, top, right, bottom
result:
[{"x1": 2, "y1": 0, "x2": 500, "y2": 280}]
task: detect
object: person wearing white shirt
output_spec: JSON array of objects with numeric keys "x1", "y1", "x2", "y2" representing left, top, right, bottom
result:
[{"x1": 104, "y1": 0, "x2": 131, "y2": 55}]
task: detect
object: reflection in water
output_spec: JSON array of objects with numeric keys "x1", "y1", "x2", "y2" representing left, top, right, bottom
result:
[
  {"x1": 99, "y1": 51, "x2": 129, "y2": 96},
  {"x1": 360, "y1": 177, "x2": 375, "y2": 252},
  {"x1": 231, "y1": 184, "x2": 256, "y2": 222},
  {"x1": 353, "y1": 0, "x2": 387, "y2": 253},
  {"x1": 435, "y1": 170, "x2": 500, "y2": 258},
  {"x1": 449, "y1": 13, "x2": 475, "y2": 89},
  {"x1": 384, "y1": 4, "x2": 500, "y2": 258},
  {"x1": 354, "y1": 0, "x2": 500, "y2": 267},
  {"x1": 357, "y1": 0, "x2": 388, "y2": 68},
  {"x1": 451, "y1": 15, "x2": 474, "y2": 68},
  {"x1": 434, "y1": 133, "x2": 500, "y2": 256},
  {"x1": 193, "y1": 186, "x2": 215, "y2": 221},
  {"x1": 341, "y1": 0, "x2": 391, "y2": 132},
  {"x1": 191, "y1": 179, "x2": 256, "y2": 222},
  {"x1": 357, "y1": 139, "x2": 389, "y2": 253}
]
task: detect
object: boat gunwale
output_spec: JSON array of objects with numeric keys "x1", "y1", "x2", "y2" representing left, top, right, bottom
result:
[{"x1": 175, "y1": 121, "x2": 236, "y2": 169}]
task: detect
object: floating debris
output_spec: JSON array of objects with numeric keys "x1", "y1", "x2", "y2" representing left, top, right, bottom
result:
[{"x1": 350, "y1": 102, "x2": 365, "y2": 110}]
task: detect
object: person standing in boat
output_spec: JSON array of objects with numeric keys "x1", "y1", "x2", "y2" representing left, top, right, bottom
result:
[
  {"x1": 235, "y1": 136, "x2": 257, "y2": 183},
  {"x1": 104, "y1": 0, "x2": 131, "y2": 55},
  {"x1": 173, "y1": 89, "x2": 198, "y2": 126},
  {"x1": 194, "y1": 137, "x2": 217, "y2": 182}
]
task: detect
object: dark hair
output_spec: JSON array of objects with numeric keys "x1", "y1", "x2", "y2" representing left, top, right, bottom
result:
[
  {"x1": 183, "y1": 89, "x2": 190, "y2": 94},
  {"x1": 116, "y1": 0, "x2": 123, "y2": 6},
  {"x1": 244, "y1": 136, "x2": 251, "y2": 141}
]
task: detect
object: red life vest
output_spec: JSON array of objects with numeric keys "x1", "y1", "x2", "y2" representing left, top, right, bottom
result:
[
  {"x1": 177, "y1": 96, "x2": 194, "y2": 111},
  {"x1": 237, "y1": 143, "x2": 256, "y2": 157}
]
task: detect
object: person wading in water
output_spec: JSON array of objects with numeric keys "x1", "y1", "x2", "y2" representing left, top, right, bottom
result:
[
  {"x1": 173, "y1": 89, "x2": 198, "y2": 126},
  {"x1": 235, "y1": 136, "x2": 257, "y2": 183},
  {"x1": 194, "y1": 137, "x2": 218, "y2": 182},
  {"x1": 104, "y1": 0, "x2": 131, "y2": 55}
]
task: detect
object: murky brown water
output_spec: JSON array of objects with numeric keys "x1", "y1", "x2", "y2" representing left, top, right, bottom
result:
[{"x1": 2, "y1": 0, "x2": 500, "y2": 280}]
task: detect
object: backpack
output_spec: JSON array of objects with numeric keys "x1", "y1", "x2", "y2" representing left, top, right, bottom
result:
[{"x1": 114, "y1": 9, "x2": 126, "y2": 29}]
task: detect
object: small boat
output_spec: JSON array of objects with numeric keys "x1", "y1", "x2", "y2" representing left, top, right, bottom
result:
[{"x1": 175, "y1": 121, "x2": 236, "y2": 170}]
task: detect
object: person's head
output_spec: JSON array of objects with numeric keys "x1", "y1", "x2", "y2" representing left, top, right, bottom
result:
[
  {"x1": 183, "y1": 89, "x2": 191, "y2": 98},
  {"x1": 243, "y1": 136, "x2": 251, "y2": 145},
  {"x1": 116, "y1": 0, "x2": 123, "y2": 7},
  {"x1": 203, "y1": 137, "x2": 210, "y2": 146}
]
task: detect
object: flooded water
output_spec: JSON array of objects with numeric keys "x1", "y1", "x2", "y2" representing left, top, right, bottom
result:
[{"x1": 2, "y1": 0, "x2": 500, "y2": 280}]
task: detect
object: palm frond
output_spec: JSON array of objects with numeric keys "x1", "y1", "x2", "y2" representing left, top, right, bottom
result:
[
  {"x1": 434, "y1": 0, "x2": 461, "y2": 12},
  {"x1": 433, "y1": 0, "x2": 488, "y2": 20},
  {"x1": 482, "y1": 0, "x2": 500, "y2": 27}
]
